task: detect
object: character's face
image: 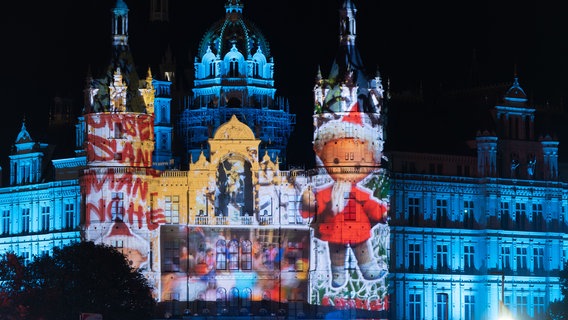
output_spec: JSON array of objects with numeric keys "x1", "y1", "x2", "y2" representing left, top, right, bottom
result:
[{"x1": 317, "y1": 137, "x2": 378, "y2": 182}]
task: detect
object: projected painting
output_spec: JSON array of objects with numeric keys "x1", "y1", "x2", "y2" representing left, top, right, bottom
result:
[
  {"x1": 82, "y1": 113, "x2": 161, "y2": 270},
  {"x1": 299, "y1": 97, "x2": 390, "y2": 312},
  {"x1": 160, "y1": 226, "x2": 310, "y2": 304}
]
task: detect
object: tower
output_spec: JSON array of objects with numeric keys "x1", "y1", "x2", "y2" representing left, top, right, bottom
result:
[
  {"x1": 81, "y1": 0, "x2": 161, "y2": 277},
  {"x1": 301, "y1": 0, "x2": 391, "y2": 315},
  {"x1": 177, "y1": 0, "x2": 295, "y2": 168}
]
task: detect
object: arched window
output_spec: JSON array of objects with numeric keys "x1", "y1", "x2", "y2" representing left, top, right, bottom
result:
[
  {"x1": 228, "y1": 240, "x2": 239, "y2": 270},
  {"x1": 229, "y1": 287, "x2": 239, "y2": 308},
  {"x1": 229, "y1": 59, "x2": 239, "y2": 77},
  {"x1": 216, "y1": 287, "x2": 227, "y2": 313},
  {"x1": 241, "y1": 240, "x2": 252, "y2": 270},
  {"x1": 216, "y1": 240, "x2": 227, "y2": 270},
  {"x1": 242, "y1": 288, "x2": 252, "y2": 308}
]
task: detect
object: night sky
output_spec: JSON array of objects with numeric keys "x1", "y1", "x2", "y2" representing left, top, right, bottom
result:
[{"x1": 1, "y1": 0, "x2": 566, "y2": 174}]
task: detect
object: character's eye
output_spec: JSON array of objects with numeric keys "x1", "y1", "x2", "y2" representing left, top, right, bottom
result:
[{"x1": 333, "y1": 158, "x2": 340, "y2": 164}]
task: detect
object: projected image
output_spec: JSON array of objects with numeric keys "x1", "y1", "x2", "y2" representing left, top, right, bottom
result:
[
  {"x1": 215, "y1": 157, "x2": 254, "y2": 218},
  {"x1": 300, "y1": 101, "x2": 390, "y2": 311},
  {"x1": 82, "y1": 113, "x2": 161, "y2": 270},
  {"x1": 160, "y1": 227, "x2": 310, "y2": 304}
]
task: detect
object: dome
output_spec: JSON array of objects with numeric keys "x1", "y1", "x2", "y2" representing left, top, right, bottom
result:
[{"x1": 196, "y1": 0, "x2": 271, "y2": 62}]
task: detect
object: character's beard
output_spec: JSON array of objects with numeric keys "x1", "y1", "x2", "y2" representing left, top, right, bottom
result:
[{"x1": 331, "y1": 181, "x2": 353, "y2": 215}]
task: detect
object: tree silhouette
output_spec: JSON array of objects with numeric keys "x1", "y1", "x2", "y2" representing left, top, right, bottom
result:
[{"x1": 1, "y1": 241, "x2": 156, "y2": 320}]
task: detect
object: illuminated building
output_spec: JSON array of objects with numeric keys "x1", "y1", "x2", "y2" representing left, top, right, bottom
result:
[{"x1": 0, "y1": 0, "x2": 564, "y2": 319}]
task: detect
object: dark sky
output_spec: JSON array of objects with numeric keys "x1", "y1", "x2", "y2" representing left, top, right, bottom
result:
[{"x1": 1, "y1": 0, "x2": 566, "y2": 172}]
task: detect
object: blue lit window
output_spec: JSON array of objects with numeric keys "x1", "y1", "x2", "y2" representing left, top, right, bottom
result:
[
  {"x1": 464, "y1": 294, "x2": 475, "y2": 320},
  {"x1": 408, "y1": 293, "x2": 422, "y2": 320},
  {"x1": 1, "y1": 210, "x2": 10, "y2": 235},
  {"x1": 436, "y1": 293, "x2": 449, "y2": 320},
  {"x1": 464, "y1": 245, "x2": 475, "y2": 271},
  {"x1": 516, "y1": 247, "x2": 528, "y2": 272},
  {"x1": 409, "y1": 243, "x2": 421, "y2": 272},
  {"x1": 501, "y1": 246, "x2": 511, "y2": 270},
  {"x1": 435, "y1": 199, "x2": 448, "y2": 227},
  {"x1": 500, "y1": 201, "x2": 510, "y2": 229},
  {"x1": 21, "y1": 208, "x2": 30, "y2": 234},
  {"x1": 515, "y1": 203, "x2": 527, "y2": 230},
  {"x1": 437, "y1": 244, "x2": 449, "y2": 272},
  {"x1": 41, "y1": 206, "x2": 50, "y2": 232},
  {"x1": 463, "y1": 201, "x2": 474, "y2": 228},
  {"x1": 516, "y1": 295, "x2": 528, "y2": 318},
  {"x1": 533, "y1": 295, "x2": 545, "y2": 317},
  {"x1": 64, "y1": 203, "x2": 74, "y2": 229},
  {"x1": 533, "y1": 247, "x2": 544, "y2": 271},
  {"x1": 408, "y1": 197, "x2": 420, "y2": 226}
]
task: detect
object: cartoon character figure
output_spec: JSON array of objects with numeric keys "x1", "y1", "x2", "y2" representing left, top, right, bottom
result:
[{"x1": 300, "y1": 102, "x2": 388, "y2": 288}]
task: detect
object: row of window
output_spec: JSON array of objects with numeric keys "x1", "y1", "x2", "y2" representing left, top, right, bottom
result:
[
  {"x1": 405, "y1": 197, "x2": 549, "y2": 228},
  {"x1": 163, "y1": 239, "x2": 304, "y2": 273},
  {"x1": 1, "y1": 204, "x2": 75, "y2": 235},
  {"x1": 407, "y1": 292, "x2": 545, "y2": 320},
  {"x1": 406, "y1": 243, "x2": 547, "y2": 272}
]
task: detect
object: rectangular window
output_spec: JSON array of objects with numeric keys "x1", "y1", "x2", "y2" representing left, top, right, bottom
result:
[
  {"x1": 463, "y1": 200, "x2": 474, "y2": 228},
  {"x1": 516, "y1": 295, "x2": 528, "y2": 318},
  {"x1": 515, "y1": 202, "x2": 527, "y2": 230},
  {"x1": 437, "y1": 244, "x2": 449, "y2": 272},
  {"x1": 114, "y1": 123, "x2": 123, "y2": 138},
  {"x1": 344, "y1": 191, "x2": 356, "y2": 221},
  {"x1": 65, "y1": 203, "x2": 75, "y2": 229},
  {"x1": 464, "y1": 294, "x2": 475, "y2": 320},
  {"x1": 464, "y1": 245, "x2": 475, "y2": 271},
  {"x1": 500, "y1": 201, "x2": 510, "y2": 229},
  {"x1": 436, "y1": 293, "x2": 449, "y2": 320},
  {"x1": 164, "y1": 195, "x2": 180, "y2": 224},
  {"x1": 408, "y1": 197, "x2": 420, "y2": 226},
  {"x1": 163, "y1": 240, "x2": 180, "y2": 272},
  {"x1": 501, "y1": 246, "x2": 511, "y2": 270},
  {"x1": 21, "y1": 252, "x2": 30, "y2": 266},
  {"x1": 516, "y1": 247, "x2": 528, "y2": 271},
  {"x1": 532, "y1": 203, "x2": 544, "y2": 231},
  {"x1": 111, "y1": 192, "x2": 124, "y2": 221},
  {"x1": 41, "y1": 206, "x2": 50, "y2": 232},
  {"x1": 409, "y1": 243, "x2": 421, "y2": 272},
  {"x1": 533, "y1": 295, "x2": 545, "y2": 318},
  {"x1": 22, "y1": 208, "x2": 30, "y2": 233},
  {"x1": 435, "y1": 199, "x2": 448, "y2": 227},
  {"x1": 409, "y1": 293, "x2": 422, "y2": 320},
  {"x1": 533, "y1": 247, "x2": 544, "y2": 271},
  {"x1": 1, "y1": 210, "x2": 10, "y2": 235}
]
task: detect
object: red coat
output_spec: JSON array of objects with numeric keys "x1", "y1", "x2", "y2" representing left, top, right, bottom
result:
[{"x1": 300, "y1": 184, "x2": 388, "y2": 245}]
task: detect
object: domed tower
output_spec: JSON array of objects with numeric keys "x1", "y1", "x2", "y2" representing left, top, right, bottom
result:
[
  {"x1": 178, "y1": 0, "x2": 295, "y2": 168},
  {"x1": 81, "y1": 0, "x2": 160, "y2": 274}
]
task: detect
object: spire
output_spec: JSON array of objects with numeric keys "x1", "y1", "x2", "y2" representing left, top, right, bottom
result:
[
  {"x1": 112, "y1": 0, "x2": 129, "y2": 47},
  {"x1": 339, "y1": 0, "x2": 357, "y2": 47}
]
